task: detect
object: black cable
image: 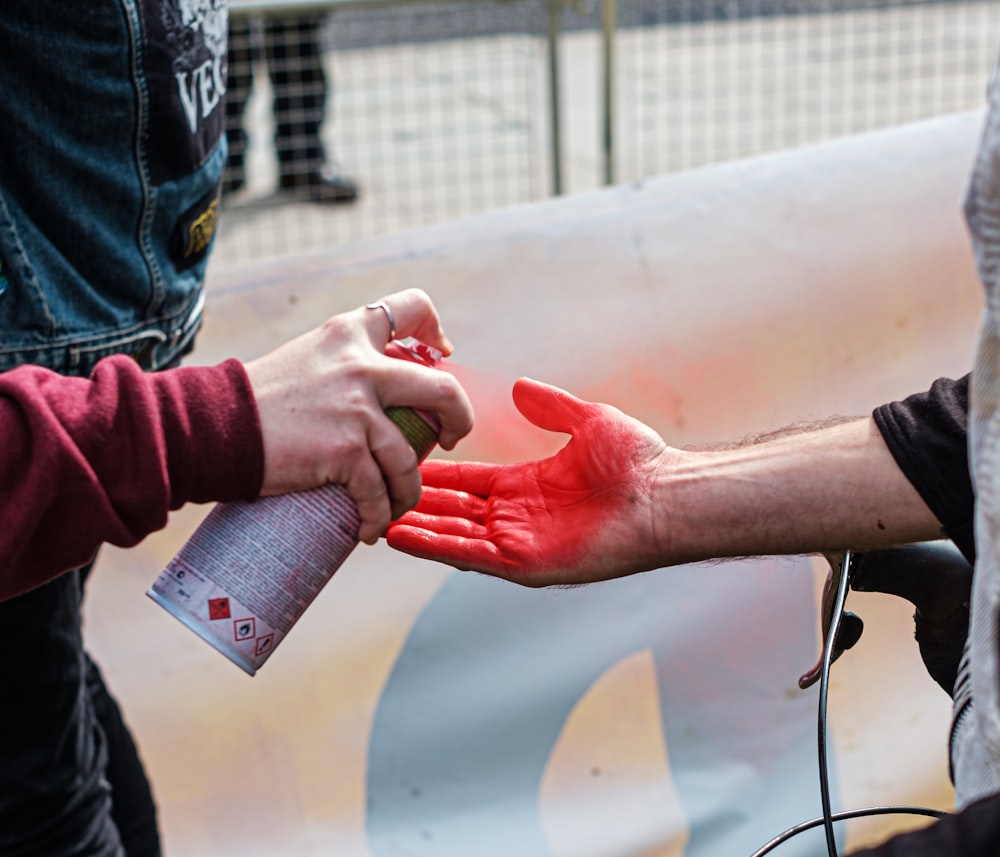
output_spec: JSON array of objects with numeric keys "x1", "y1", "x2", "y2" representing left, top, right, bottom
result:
[
  {"x1": 817, "y1": 550, "x2": 855, "y2": 856},
  {"x1": 747, "y1": 550, "x2": 947, "y2": 857},
  {"x1": 747, "y1": 806, "x2": 947, "y2": 857}
]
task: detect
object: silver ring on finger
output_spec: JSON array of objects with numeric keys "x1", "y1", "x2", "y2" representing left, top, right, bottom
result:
[{"x1": 365, "y1": 301, "x2": 397, "y2": 340}]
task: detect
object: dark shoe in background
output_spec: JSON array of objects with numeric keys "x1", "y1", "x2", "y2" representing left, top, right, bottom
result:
[{"x1": 279, "y1": 164, "x2": 360, "y2": 204}]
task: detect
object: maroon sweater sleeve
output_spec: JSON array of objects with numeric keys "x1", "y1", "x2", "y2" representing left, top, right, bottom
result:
[{"x1": 0, "y1": 355, "x2": 264, "y2": 600}]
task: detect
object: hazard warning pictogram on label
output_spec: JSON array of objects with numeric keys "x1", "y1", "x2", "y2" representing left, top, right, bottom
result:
[
  {"x1": 255, "y1": 633, "x2": 275, "y2": 657},
  {"x1": 208, "y1": 598, "x2": 230, "y2": 620},
  {"x1": 233, "y1": 618, "x2": 256, "y2": 642}
]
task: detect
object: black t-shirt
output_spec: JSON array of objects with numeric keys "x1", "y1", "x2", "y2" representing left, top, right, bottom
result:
[
  {"x1": 854, "y1": 375, "x2": 985, "y2": 857},
  {"x1": 872, "y1": 374, "x2": 974, "y2": 563}
]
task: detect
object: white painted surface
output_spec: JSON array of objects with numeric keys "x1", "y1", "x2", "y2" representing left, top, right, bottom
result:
[{"x1": 88, "y1": 111, "x2": 983, "y2": 855}]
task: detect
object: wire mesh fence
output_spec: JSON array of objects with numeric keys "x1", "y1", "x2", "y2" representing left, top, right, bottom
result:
[
  {"x1": 217, "y1": 1, "x2": 550, "y2": 269},
  {"x1": 214, "y1": 0, "x2": 1000, "y2": 271},
  {"x1": 614, "y1": 0, "x2": 1000, "y2": 180}
]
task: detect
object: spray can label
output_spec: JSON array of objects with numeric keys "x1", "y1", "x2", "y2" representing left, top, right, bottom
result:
[{"x1": 147, "y1": 337, "x2": 442, "y2": 674}]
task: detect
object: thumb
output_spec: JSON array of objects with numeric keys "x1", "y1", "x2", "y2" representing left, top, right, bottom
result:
[{"x1": 511, "y1": 377, "x2": 598, "y2": 436}]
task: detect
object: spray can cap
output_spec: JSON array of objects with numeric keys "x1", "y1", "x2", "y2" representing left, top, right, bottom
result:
[{"x1": 384, "y1": 337, "x2": 442, "y2": 368}]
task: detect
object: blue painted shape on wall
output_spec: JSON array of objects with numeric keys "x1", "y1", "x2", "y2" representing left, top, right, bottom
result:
[{"x1": 367, "y1": 556, "x2": 838, "y2": 856}]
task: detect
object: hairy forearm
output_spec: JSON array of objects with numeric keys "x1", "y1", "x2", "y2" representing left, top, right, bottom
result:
[{"x1": 658, "y1": 416, "x2": 946, "y2": 565}]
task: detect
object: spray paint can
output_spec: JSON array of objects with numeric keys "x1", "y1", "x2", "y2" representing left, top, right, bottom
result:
[{"x1": 146, "y1": 337, "x2": 442, "y2": 675}]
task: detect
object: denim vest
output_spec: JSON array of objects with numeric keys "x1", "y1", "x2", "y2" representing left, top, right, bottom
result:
[{"x1": 0, "y1": 0, "x2": 228, "y2": 376}]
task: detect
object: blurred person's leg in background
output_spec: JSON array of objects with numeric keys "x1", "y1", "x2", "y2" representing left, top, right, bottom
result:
[
  {"x1": 224, "y1": 14, "x2": 359, "y2": 204},
  {"x1": 223, "y1": 15, "x2": 254, "y2": 196}
]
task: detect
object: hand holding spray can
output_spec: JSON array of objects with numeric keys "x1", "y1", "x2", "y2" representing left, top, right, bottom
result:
[{"x1": 147, "y1": 337, "x2": 442, "y2": 675}]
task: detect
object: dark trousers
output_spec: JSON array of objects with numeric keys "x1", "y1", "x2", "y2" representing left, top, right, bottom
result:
[
  {"x1": 225, "y1": 15, "x2": 329, "y2": 184},
  {"x1": 0, "y1": 567, "x2": 160, "y2": 857}
]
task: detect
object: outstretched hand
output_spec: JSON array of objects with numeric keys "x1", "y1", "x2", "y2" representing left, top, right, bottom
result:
[{"x1": 387, "y1": 378, "x2": 671, "y2": 586}]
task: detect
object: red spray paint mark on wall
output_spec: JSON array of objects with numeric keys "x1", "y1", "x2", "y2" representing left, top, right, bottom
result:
[{"x1": 436, "y1": 361, "x2": 568, "y2": 463}]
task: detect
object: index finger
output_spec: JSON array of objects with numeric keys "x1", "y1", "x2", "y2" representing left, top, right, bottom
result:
[
  {"x1": 363, "y1": 288, "x2": 455, "y2": 356},
  {"x1": 418, "y1": 459, "x2": 502, "y2": 495}
]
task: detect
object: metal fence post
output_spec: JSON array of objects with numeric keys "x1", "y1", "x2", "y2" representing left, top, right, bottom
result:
[
  {"x1": 601, "y1": 0, "x2": 615, "y2": 185},
  {"x1": 545, "y1": 0, "x2": 564, "y2": 195}
]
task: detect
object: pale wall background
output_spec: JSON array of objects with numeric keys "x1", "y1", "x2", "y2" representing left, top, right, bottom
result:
[{"x1": 87, "y1": 108, "x2": 985, "y2": 855}]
